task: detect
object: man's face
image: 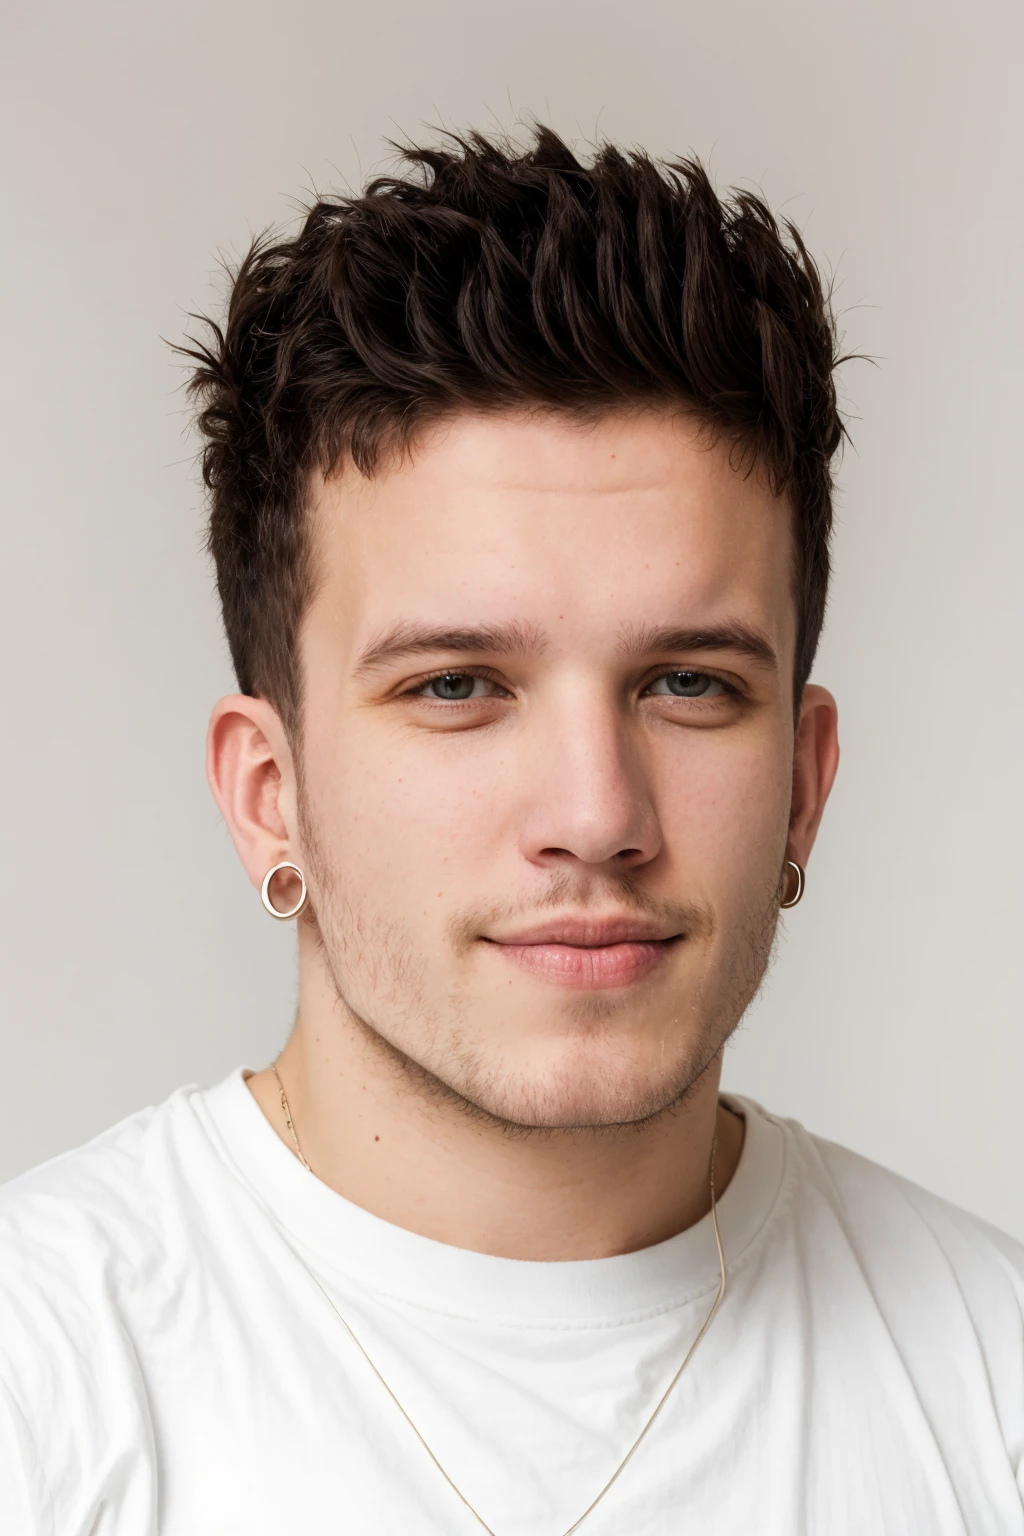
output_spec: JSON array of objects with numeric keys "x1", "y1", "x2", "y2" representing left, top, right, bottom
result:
[{"x1": 296, "y1": 409, "x2": 799, "y2": 1128}]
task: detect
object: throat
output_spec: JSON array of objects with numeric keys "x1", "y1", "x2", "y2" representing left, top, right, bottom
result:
[{"x1": 244, "y1": 1025, "x2": 743, "y2": 1261}]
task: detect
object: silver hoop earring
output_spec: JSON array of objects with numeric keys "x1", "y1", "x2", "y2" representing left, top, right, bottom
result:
[
  {"x1": 261, "y1": 861, "x2": 308, "y2": 921},
  {"x1": 780, "y1": 859, "x2": 805, "y2": 909}
]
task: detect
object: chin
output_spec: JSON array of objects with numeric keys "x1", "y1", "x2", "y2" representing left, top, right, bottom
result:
[{"x1": 454, "y1": 1037, "x2": 716, "y2": 1132}]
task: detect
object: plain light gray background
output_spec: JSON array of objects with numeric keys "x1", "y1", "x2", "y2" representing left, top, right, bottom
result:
[{"x1": 2, "y1": 0, "x2": 1021, "y2": 1236}]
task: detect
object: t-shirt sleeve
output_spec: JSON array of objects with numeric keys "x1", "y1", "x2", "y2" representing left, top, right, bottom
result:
[
  {"x1": 0, "y1": 1160, "x2": 159, "y2": 1536},
  {"x1": 981, "y1": 1223, "x2": 1024, "y2": 1498},
  {"x1": 806, "y1": 1124, "x2": 1024, "y2": 1501},
  {"x1": 0, "y1": 1377, "x2": 53, "y2": 1536}
]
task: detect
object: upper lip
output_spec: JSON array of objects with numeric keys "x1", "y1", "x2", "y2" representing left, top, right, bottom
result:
[{"x1": 485, "y1": 916, "x2": 682, "y2": 947}]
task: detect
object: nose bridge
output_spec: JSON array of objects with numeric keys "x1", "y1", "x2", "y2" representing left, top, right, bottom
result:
[{"x1": 520, "y1": 674, "x2": 661, "y2": 868}]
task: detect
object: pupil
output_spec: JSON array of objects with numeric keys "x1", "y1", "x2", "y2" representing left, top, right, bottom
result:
[
  {"x1": 667, "y1": 671, "x2": 709, "y2": 697},
  {"x1": 436, "y1": 673, "x2": 473, "y2": 699}
]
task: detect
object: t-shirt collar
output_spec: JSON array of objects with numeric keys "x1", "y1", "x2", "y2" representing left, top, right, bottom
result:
[{"x1": 195, "y1": 1066, "x2": 786, "y2": 1327}]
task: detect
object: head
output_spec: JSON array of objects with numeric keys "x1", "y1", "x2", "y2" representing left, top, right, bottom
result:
[{"x1": 191, "y1": 127, "x2": 843, "y2": 1131}]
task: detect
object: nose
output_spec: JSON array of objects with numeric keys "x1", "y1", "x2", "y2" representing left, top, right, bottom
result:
[{"x1": 518, "y1": 689, "x2": 663, "y2": 872}]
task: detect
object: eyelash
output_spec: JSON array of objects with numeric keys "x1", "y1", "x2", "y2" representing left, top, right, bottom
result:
[
  {"x1": 406, "y1": 668, "x2": 510, "y2": 702},
  {"x1": 405, "y1": 668, "x2": 740, "y2": 702}
]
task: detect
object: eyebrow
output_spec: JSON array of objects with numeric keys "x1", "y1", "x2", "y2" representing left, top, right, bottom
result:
[
  {"x1": 616, "y1": 622, "x2": 779, "y2": 669},
  {"x1": 353, "y1": 619, "x2": 547, "y2": 675},
  {"x1": 354, "y1": 617, "x2": 778, "y2": 676}
]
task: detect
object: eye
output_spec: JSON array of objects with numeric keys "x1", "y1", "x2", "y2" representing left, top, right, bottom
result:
[
  {"x1": 646, "y1": 670, "x2": 726, "y2": 699},
  {"x1": 416, "y1": 672, "x2": 501, "y2": 701}
]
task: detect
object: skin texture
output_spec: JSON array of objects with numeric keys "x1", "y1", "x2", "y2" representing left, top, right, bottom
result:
[{"x1": 208, "y1": 408, "x2": 839, "y2": 1260}]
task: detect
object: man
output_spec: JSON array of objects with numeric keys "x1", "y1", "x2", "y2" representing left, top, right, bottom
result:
[{"x1": 1, "y1": 126, "x2": 1022, "y2": 1535}]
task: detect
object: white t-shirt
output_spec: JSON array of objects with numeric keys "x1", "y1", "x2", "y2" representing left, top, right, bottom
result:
[{"x1": 1, "y1": 1069, "x2": 1022, "y2": 1535}]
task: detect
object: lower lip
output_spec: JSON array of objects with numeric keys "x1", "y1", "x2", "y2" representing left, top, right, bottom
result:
[{"x1": 486, "y1": 939, "x2": 677, "y2": 989}]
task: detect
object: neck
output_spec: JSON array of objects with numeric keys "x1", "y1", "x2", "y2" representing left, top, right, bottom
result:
[{"x1": 246, "y1": 947, "x2": 745, "y2": 1263}]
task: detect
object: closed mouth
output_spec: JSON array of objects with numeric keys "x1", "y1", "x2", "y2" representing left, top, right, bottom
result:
[
  {"x1": 481, "y1": 920, "x2": 683, "y2": 989},
  {"x1": 484, "y1": 916, "x2": 683, "y2": 948}
]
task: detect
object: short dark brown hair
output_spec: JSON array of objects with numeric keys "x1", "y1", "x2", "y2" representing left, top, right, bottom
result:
[{"x1": 183, "y1": 125, "x2": 845, "y2": 734}]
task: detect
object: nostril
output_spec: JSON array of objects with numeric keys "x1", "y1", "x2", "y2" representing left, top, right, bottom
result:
[{"x1": 535, "y1": 844, "x2": 649, "y2": 866}]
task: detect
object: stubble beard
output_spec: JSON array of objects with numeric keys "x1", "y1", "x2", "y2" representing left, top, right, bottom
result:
[{"x1": 298, "y1": 795, "x2": 782, "y2": 1136}]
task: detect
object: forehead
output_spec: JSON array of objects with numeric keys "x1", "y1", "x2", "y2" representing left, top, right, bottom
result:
[{"x1": 309, "y1": 409, "x2": 796, "y2": 660}]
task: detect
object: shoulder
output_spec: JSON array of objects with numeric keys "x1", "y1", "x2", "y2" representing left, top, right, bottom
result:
[
  {"x1": 0, "y1": 1077, "x2": 250, "y2": 1529},
  {"x1": 0, "y1": 1084, "x2": 209, "y2": 1402},
  {"x1": 740, "y1": 1098, "x2": 1024, "y2": 1373},
  {"x1": 0, "y1": 1087, "x2": 191, "y2": 1271},
  {"x1": 793, "y1": 1112, "x2": 1024, "y2": 1288}
]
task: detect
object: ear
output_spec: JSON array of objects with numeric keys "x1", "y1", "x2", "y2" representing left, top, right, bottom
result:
[
  {"x1": 788, "y1": 683, "x2": 840, "y2": 868},
  {"x1": 206, "y1": 694, "x2": 300, "y2": 896}
]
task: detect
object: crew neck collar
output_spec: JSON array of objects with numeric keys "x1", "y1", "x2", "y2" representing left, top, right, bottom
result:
[{"x1": 194, "y1": 1066, "x2": 788, "y2": 1327}]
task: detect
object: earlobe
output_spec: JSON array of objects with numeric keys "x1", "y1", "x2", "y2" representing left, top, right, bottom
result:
[
  {"x1": 779, "y1": 859, "x2": 805, "y2": 908},
  {"x1": 205, "y1": 694, "x2": 298, "y2": 892}
]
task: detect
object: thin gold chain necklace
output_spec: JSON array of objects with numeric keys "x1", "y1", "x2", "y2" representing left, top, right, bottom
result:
[{"x1": 270, "y1": 1059, "x2": 727, "y2": 1536}]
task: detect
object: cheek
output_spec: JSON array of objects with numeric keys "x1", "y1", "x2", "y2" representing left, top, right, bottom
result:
[
  {"x1": 655, "y1": 728, "x2": 792, "y2": 892},
  {"x1": 303, "y1": 723, "x2": 515, "y2": 906}
]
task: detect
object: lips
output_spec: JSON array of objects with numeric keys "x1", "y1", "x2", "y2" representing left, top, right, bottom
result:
[{"x1": 483, "y1": 916, "x2": 682, "y2": 990}]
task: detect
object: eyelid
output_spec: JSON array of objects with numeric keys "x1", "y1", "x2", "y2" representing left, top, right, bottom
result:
[
  {"x1": 641, "y1": 665, "x2": 742, "y2": 697},
  {"x1": 399, "y1": 665, "x2": 512, "y2": 698},
  {"x1": 391, "y1": 662, "x2": 744, "y2": 699}
]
